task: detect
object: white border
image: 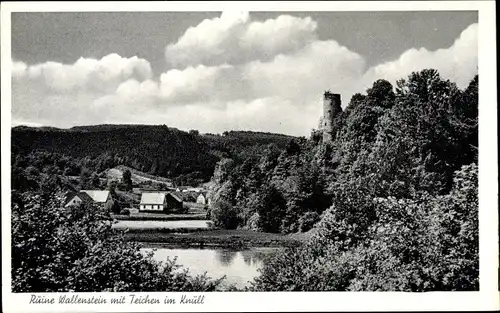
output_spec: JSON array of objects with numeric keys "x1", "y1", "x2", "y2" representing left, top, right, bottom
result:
[{"x1": 1, "y1": 1, "x2": 498, "y2": 312}]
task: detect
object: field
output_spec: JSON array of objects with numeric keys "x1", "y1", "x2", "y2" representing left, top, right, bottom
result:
[
  {"x1": 106, "y1": 165, "x2": 173, "y2": 186},
  {"x1": 112, "y1": 220, "x2": 211, "y2": 230},
  {"x1": 112, "y1": 213, "x2": 207, "y2": 221}
]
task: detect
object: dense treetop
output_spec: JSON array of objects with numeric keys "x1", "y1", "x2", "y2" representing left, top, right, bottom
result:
[{"x1": 209, "y1": 69, "x2": 479, "y2": 291}]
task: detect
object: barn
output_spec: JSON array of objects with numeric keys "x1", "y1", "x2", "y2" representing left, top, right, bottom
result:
[
  {"x1": 165, "y1": 193, "x2": 184, "y2": 212},
  {"x1": 65, "y1": 190, "x2": 112, "y2": 208}
]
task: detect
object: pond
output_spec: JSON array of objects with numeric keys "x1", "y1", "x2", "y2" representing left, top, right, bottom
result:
[
  {"x1": 141, "y1": 246, "x2": 281, "y2": 289},
  {"x1": 113, "y1": 220, "x2": 210, "y2": 229}
]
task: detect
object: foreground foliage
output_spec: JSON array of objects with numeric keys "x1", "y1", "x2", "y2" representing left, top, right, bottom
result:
[
  {"x1": 11, "y1": 191, "x2": 223, "y2": 292},
  {"x1": 251, "y1": 164, "x2": 478, "y2": 291}
]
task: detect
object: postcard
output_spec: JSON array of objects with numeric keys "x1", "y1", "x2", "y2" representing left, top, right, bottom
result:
[{"x1": 1, "y1": 1, "x2": 498, "y2": 312}]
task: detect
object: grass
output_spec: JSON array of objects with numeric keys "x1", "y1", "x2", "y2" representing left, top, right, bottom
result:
[
  {"x1": 123, "y1": 229, "x2": 307, "y2": 248},
  {"x1": 120, "y1": 227, "x2": 213, "y2": 234},
  {"x1": 112, "y1": 213, "x2": 207, "y2": 221}
]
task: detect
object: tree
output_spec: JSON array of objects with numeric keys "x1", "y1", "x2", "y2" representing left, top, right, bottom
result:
[
  {"x1": 189, "y1": 129, "x2": 200, "y2": 136},
  {"x1": 256, "y1": 186, "x2": 287, "y2": 233},
  {"x1": 298, "y1": 211, "x2": 320, "y2": 232},
  {"x1": 91, "y1": 172, "x2": 100, "y2": 188},
  {"x1": 108, "y1": 181, "x2": 118, "y2": 198},
  {"x1": 210, "y1": 200, "x2": 240, "y2": 230},
  {"x1": 106, "y1": 182, "x2": 121, "y2": 214},
  {"x1": 363, "y1": 69, "x2": 468, "y2": 197},
  {"x1": 366, "y1": 79, "x2": 395, "y2": 108},
  {"x1": 122, "y1": 169, "x2": 132, "y2": 191},
  {"x1": 79, "y1": 168, "x2": 93, "y2": 189},
  {"x1": 249, "y1": 69, "x2": 478, "y2": 291}
]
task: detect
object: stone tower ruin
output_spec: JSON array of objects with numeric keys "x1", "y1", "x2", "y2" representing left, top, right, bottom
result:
[{"x1": 322, "y1": 91, "x2": 342, "y2": 143}]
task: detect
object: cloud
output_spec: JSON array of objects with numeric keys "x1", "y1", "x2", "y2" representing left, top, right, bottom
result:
[
  {"x1": 158, "y1": 64, "x2": 242, "y2": 104},
  {"x1": 11, "y1": 13, "x2": 478, "y2": 136},
  {"x1": 362, "y1": 23, "x2": 478, "y2": 89},
  {"x1": 12, "y1": 54, "x2": 152, "y2": 93},
  {"x1": 144, "y1": 38, "x2": 364, "y2": 108},
  {"x1": 242, "y1": 40, "x2": 366, "y2": 105},
  {"x1": 11, "y1": 54, "x2": 153, "y2": 127},
  {"x1": 165, "y1": 11, "x2": 317, "y2": 67},
  {"x1": 87, "y1": 35, "x2": 364, "y2": 136},
  {"x1": 12, "y1": 61, "x2": 28, "y2": 78},
  {"x1": 91, "y1": 97, "x2": 322, "y2": 137}
]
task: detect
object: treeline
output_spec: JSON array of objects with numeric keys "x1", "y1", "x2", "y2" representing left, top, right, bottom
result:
[
  {"x1": 208, "y1": 69, "x2": 478, "y2": 291},
  {"x1": 11, "y1": 125, "x2": 296, "y2": 187},
  {"x1": 208, "y1": 139, "x2": 331, "y2": 232}
]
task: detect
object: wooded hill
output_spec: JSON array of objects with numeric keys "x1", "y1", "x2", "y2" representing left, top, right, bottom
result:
[{"x1": 11, "y1": 125, "x2": 297, "y2": 186}]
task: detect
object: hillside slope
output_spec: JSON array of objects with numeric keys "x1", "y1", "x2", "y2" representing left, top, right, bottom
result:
[{"x1": 107, "y1": 165, "x2": 174, "y2": 186}]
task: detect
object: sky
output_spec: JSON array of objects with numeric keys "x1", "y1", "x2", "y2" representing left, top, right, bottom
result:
[{"x1": 11, "y1": 11, "x2": 478, "y2": 136}]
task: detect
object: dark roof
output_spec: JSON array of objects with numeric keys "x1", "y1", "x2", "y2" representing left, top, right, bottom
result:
[
  {"x1": 64, "y1": 192, "x2": 77, "y2": 206},
  {"x1": 179, "y1": 191, "x2": 198, "y2": 202},
  {"x1": 184, "y1": 191, "x2": 199, "y2": 199},
  {"x1": 166, "y1": 192, "x2": 185, "y2": 203},
  {"x1": 77, "y1": 192, "x2": 94, "y2": 203}
]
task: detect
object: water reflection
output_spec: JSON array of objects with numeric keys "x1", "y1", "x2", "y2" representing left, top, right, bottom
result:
[
  {"x1": 142, "y1": 247, "x2": 280, "y2": 288},
  {"x1": 215, "y1": 249, "x2": 238, "y2": 267},
  {"x1": 242, "y1": 252, "x2": 252, "y2": 267}
]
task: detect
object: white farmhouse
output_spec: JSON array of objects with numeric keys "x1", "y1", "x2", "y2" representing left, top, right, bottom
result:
[
  {"x1": 196, "y1": 193, "x2": 208, "y2": 205},
  {"x1": 139, "y1": 192, "x2": 167, "y2": 212}
]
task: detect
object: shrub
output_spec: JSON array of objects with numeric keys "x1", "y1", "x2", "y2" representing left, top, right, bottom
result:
[
  {"x1": 119, "y1": 208, "x2": 130, "y2": 216},
  {"x1": 179, "y1": 203, "x2": 189, "y2": 214},
  {"x1": 298, "y1": 211, "x2": 320, "y2": 232}
]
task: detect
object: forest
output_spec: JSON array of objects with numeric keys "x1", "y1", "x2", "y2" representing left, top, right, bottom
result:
[{"x1": 11, "y1": 68, "x2": 479, "y2": 292}]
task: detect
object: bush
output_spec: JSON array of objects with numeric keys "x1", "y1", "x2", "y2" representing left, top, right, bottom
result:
[
  {"x1": 250, "y1": 241, "x2": 358, "y2": 291},
  {"x1": 247, "y1": 212, "x2": 261, "y2": 231},
  {"x1": 298, "y1": 211, "x2": 320, "y2": 232},
  {"x1": 179, "y1": 203, "x2": 189, "y2": 214},
  {"x1": 119, "y1": 208, "x2": 131, "y2": 216},
  {"x1": 105, "y1": 199, "x2": 121, "y2": 214}
]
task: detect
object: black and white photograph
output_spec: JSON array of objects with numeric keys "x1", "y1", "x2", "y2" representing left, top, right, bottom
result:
[{"x1": 1, "y1": 1, "x2": 498, "y2": 312}]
